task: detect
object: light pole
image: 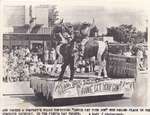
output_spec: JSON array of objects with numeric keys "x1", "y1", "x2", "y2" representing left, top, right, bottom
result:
[{"x1": 145, "y1": 19, "x2": 148, "y2": 42}]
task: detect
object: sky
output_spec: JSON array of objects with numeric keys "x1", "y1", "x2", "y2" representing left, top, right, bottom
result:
[
  {"x1": 1, "y1": 0, "x2": 148, "y2": 34},
  {"x1": 57, "y1": 4, "x2": 147, "y2": 34}
]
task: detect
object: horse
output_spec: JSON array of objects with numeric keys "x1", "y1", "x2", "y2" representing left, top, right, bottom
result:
[
  {"x1": 75, "y1": 22, "x2": 108, "y2": 78},
  {"x1": 85, "y1": 25, "x2": 98, "y2": 72},
  {"x1": 52, "y1": 22, "x2": 108, "y2": 80}
]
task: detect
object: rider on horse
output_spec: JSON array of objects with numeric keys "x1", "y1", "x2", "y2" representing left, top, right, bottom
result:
[
  {"x1": 52, "y1": 19, "x2": 75, "y2": 81},
  {"x1": 53, "y1": 19, "x2": 74, "y2": 46},
  {"x1": 53, "y1": 18, "x2": 74, "y2": 59}
]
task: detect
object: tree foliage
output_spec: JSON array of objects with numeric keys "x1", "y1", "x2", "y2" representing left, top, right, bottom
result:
[{"x1": 107, "y1": 24, "x2": 146, "y2": 43}]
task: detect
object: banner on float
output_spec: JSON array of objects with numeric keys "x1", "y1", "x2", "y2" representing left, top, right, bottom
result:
[{"x1": 53, "y1": 79, "x2": 135, "y2": 99}]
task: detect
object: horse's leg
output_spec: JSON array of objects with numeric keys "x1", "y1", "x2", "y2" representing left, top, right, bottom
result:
[
  {"x1": 90, "y1": 57, "x2": 95, "y2": 72},
  {"x1": 90, "y1": 62, "x2": 93, "y2": 72},
  {"x1": 88, "y1": 59, "x2": 91, "y2": 72},
  {"x1": 51, "y1": 45, "x2": 62, "y2": 76},
  {"x1": 89, "y1": 63, "x2": 92, "y2": 72},
  {"x1": 102, "y1": 59, "x2": 108, "y2": 78},
  {"x1": 93, "y1": 60, "x2": 96, "y2": 72},
  {"x1": 97, "y1": 41, "x2": 108, "y2": 78},
  {"x1": 96, "y1": 49, "x2": 102, "y2": 78},
  {"x1": 98, "y1": 59, "x2": 103, "y2": 78},
  {"x1": 74, "y1": 52, "x2": 79, "y2": 71}
]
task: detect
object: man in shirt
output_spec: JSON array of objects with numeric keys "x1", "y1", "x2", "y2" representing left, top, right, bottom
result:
[{"x1": 53, "y1": 19, "x2": 74, "y2": 45}]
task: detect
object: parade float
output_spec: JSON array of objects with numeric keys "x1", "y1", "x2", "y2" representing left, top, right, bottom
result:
[{"x1": 30, "y1": 53, "x2": 137, "y2": 103}]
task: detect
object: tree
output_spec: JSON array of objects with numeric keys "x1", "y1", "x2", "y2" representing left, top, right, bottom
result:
[
  {"x1": 134, "y1": 31, "x2": 145, "y2": 43},
  {"x1": 144, "y1": 31, "x2": 148, "y2": 42},
  {"x1": 107, "y1": 24, "x2": 145, "y2": 44}
]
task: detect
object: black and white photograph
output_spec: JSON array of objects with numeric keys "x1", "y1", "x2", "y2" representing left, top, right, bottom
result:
[{"x1": 0, "y1": 0, "x2": 149, "y2": 110}]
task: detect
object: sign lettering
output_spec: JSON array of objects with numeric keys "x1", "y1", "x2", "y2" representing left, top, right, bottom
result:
[{"x1": 53, "y1": 79, "x2": 134, "y2": 98}]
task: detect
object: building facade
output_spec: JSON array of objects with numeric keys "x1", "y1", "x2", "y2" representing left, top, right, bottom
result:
[
  {"x1": 3, "y1": 5, "x2": 56, "y2": 51},
  {"x1": 3, "y1": 5, "x2": 52, "y2": 28}
]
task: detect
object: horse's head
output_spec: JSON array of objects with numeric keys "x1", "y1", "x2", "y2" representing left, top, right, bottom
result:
[
  {"x1": 89, "y1": 26, "x2": 99, "y2": 37},
  {"x1": 80, "y1": 22, "x2": 91, "y2": 37},
  {"x1": 73, "y1": 22, "x2": 91, "y2": 43}
]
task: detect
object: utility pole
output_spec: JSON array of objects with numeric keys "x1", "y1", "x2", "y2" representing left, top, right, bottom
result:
[
  {"x1": 145, "y1": 19, "x2": 148, "y2": 42},
  {"x1": 27, "y1": 5, "x2": 36, "y2": 33}
]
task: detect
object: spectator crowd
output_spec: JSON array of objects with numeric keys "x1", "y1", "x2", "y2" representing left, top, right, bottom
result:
[
  {"x1": 3, "y1": 43, "x2": 148, "y2": 82},
  {"x1": 3, "y1": 45, "x2": 60, "y2": 82}
]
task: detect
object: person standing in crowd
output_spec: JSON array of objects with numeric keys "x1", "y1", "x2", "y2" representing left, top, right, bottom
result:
[
  {"x1": 24, "y1": 46, "x2": 30, "y2": 56},
  {"x1": 25, "y1": 53, "x2": 31, "y2": 65},
  {"x1": 9, "y1": 49, "x2": 14, "y2": 59},
  {"x1": 137, "y1": 47, "x2": 144, "y2": 71},
  {"x1": 32, "y1": 54, "x2": 38, "y2": 63},
  {"x1": 37, "y1": 58, "x2": 43, "y2": 73},
  {"x1": 49, "y1": 48, "x2": 56, "y2": 64},
  {"x1": 38, "y1": 44, "x2": 43, "y2": 61},
  {"x1": 44, "y1": 48, "x2": 49, "y2": 64},
  {"x1": 13, "y1": 46, "x2": 18, "y2": 55},
  {"x1": 143, "y1": 48, "x2": 148, "y2": 70}
]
